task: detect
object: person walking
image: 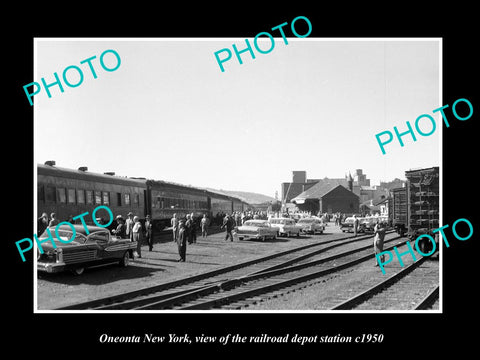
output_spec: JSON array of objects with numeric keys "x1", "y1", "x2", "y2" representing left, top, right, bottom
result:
[
  {"x1": 200, "y1": 214, "x2": 209, "y2": 238},
  {"x1": 145, "y1": 214, "x2": 153, "y2": 251},
  {"x1": 374, "y1": 220, "x2": 386, "y2": 266},
  {"x1": 177, "y1": 219, "x2": 187, "y2": 262},
  {"x1": 221, "y1": 214, "x2": 235, "y2": 242},
  {"x1": 171, "y1": 213, "x2": 179, "y2": 242},
  {"x1": 132, "y1": 216, "x2": 143, "y2": 258}
]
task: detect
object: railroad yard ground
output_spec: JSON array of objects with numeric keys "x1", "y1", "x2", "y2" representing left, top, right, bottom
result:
[{"x1": 36, "y1": 222, "x2": 439, "y2": 311}]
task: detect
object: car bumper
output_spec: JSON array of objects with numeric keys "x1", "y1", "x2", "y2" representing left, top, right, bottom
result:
[
  {"x1": 37, "y1": 261, "x2": 66, "y2": 273},
  {"x1": 238, "y1": 233, "x2": 275, "y2": 240}
]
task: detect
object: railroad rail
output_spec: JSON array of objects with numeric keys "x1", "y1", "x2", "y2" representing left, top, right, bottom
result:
[
  {"x1": 86, "y1": 232, "x2": 405, "y2": 310},
  {"x1": 58, "y1": 231, "x2": 395, "y2": 310},
  {"x1": 331, "y1": 254, "x2": 439, "y2": 310}
]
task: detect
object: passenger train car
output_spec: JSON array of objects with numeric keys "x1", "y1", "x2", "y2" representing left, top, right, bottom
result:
[{"x1": 37, "y1": 162, "x2": 249, "y2": 232}]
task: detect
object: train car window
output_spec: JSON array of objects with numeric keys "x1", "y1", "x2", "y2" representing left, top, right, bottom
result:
[
  {"x1": 86, "y1": 190, "x2": 94, "y2": 204},
  {"x1": 134, "y1": 193, "x2": 139, "y2": 207},
  {"x1": 38, "y1": 184, "x2": 45, "y2": 202},
  {"x1": 45, "y1": 186, "x2": 56, "y2": 203},
  {"x1": 67, "y1": 188, "x2": 76, "y2": 204},
  {"x1": 124, "y1": 193, "x2": 131, "y2": 205},
  {"x1": 116, "y1": 193, "x2": 122, "y2": 206},
  {"x1": 77, "y1": 189, "x2": 85, "y2": 204},
  {"x1": 95, "y1": 191, "x2": 102, "y2": 205},
  {"x1": 57, "y1": 188, "x2": 67, "y2": 203},
  {"x1": 102, "y1": 191, "x2": 110, "y2": 205}
]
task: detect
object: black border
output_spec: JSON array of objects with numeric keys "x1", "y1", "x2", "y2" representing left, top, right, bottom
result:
[{"x1": 8, "y1": 4, "x2": 478, "y2": 354}]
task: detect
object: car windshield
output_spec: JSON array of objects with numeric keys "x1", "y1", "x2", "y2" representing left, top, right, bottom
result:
[
  {"x1": 244, "y1": 221, "x2": 268, "y2": 227},
  {"x1": 40, "y1": 230, "x2": 87, "y2": 244},
  {"x1": 298, "y1": 219, "x2": 314, "y2": 224}
]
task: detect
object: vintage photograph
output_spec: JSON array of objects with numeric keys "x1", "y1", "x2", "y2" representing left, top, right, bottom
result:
[{"x1": 33, "y1": 38, "x2": 441, "y2": 312}]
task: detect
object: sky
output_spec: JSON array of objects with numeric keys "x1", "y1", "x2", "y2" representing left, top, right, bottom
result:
[{"x1": 35, "y1": 38, "x2": 440, "y2": 198}]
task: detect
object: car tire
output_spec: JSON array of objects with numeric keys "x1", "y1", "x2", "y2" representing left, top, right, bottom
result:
[
  {"x1": 119, "y1": 251, "x2": 130, "y2": 267},
  {"x1": 72, "y1": 267, "x2": 85, "y2": 276},
  {"x1": 239, "y1": 237, "x2": 244, "y2": 241}
]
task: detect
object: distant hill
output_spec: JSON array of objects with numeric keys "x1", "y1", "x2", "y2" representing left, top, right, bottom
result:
[{"x1": 205, "y1": 188, "x2": 276, "y2": 204}]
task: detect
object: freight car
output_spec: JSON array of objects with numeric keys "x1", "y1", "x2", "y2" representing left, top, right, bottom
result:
[
  {"x1": 390, "y1": 166, "x2": 439, "y2": 253},
  {"x1": 37, "y1": 162, "x2": 249, "y2": 232}
]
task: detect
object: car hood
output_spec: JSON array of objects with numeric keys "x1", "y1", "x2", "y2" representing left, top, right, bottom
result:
[{"x1": 37, "y1": 239, "x2": 84, "y2": 251}]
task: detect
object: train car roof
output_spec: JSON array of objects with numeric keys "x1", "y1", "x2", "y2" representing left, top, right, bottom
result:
[
  {"x1": 38, "y1": 164, "x2": 249, "y2": 205},
  {"x1": 38, "y1": 164, "x2": 148, "y2": 187}
]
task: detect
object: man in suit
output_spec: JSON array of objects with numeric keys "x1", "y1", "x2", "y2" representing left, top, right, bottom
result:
[
  {"x1": 145, "y1": 214, "x2": 153, "y2": 251},
  {"x1": 171, "y1": 213, "x2": 179, "y2": 242},
  {"x1": 221, "y1": 214, "x2": 235, "y2": 242},
  {"x1": 185, "y1": 214, "x2": 193, "y2": 244},
  {"x1": 125, "y1": 212, "x2": 135, "y2": 241},
  {"x1": 177, "y1": 220, "x2": 187, "y2": 262}
]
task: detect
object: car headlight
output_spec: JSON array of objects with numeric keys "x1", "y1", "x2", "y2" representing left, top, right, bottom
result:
[{"x1": 57, "y1": 248, "x2": 63, "y2": 263}]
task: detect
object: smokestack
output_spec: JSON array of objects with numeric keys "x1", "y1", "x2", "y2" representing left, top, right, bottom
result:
[
  {"x1": 44, "y1": 160, "x2": 56, "y2": 166},
  {"x1": 78, "y1": 166, "x2": 88, "y2": 172}
]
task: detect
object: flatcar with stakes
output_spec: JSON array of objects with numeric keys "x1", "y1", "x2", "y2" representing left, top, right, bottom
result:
[{"x1": 390, "y1": 166, "x2": 439, "y2": 253}]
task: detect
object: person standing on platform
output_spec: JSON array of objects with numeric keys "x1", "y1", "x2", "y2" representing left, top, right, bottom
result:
[
  {"x1": 200, "y1": 214, "x2": 209, "y2": 238},
  {"x1": 125, "y1": 212, "x2": 134, "y2": 241},
  {"x1": 190, "y1": 212, "x2": 197, "y2": 244},
  {"x1": 132, "y1": 216, "x2": 143, "y2": 258},
  {"x1": 185, "y1": 214, "x2": 192, "y2": 244},
  {"x1": 353, "y1": 214, "x2": 359, "y2": 237},
  {"x1": 38, "y1": 213, "x2": 49, "y2": 236},
  {"x1": 374, "y1": 220, "x2": 386, "y2": 266},
  {"x1": 112, "y1": 215, "x2": 126, "y2": 238},
  {"x1": 171, "y1": 213, "x2": 179, "y2": 242},
  {"x1": 177, "y1": 219, "x2": 187, "y2": 262},
  {"x1": 49, "y1": 213, "x2": 59, "y2": 227},
  {"x1": 145, "y1": 214, "x2": 153, "y2": 251}
]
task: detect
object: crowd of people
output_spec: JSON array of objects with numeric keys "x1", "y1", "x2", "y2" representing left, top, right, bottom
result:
[{"x1": 37, "y1": 209, "x2": 387, "y2": 267}]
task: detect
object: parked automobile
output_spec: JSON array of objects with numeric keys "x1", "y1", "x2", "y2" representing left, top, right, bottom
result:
[
  {"x1": 297, "y1": 218, "x2": 325, "y2": 234},
  {"x1": 37, "y1": 224, "x2": 137, "y2": 275},
  {"x1": 361, "y1": 217, "x2": 377, "y2": 233},
  {"x1": 236, "y1": 220, "x2": 278, "y2": 241},
  {"x1": 268, "y1": 217, "x2": 301, "y2": 237},
  {"x1": 340, "y1": 217, "x2": 365, "y2": 233}
]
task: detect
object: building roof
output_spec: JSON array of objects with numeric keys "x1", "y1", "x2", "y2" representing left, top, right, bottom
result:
[{"x1": 291, "y1": 178, "x2": 353, "y2": 203}]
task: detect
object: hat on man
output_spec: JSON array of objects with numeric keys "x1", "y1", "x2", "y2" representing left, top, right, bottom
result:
[
  {"x1": 116, "y1": 215, "x2": 124, "y2": 219},
  {"x1": 127, "y1": 212, "x2": 133, "y2": 216}
]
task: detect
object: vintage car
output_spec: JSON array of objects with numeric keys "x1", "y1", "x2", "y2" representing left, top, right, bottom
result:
[
  {"x1": 361, "y1": 217, "x2": 377, "y2": 233},
  {"x1": 236, "y1": 220, "x2": 278, "y2": 241},
  {"x1": 296, "y1": 218, "x2": 325, "y2": 234},
  {"x1": 340, "y1": 217, "x2": 365, "y2": 233},
  {"x1": 268, "y1": 217, "x2": 301, "y2": 237},
  {"x1": 37, "y1": 224, "x2": 137, "y2": 275}
]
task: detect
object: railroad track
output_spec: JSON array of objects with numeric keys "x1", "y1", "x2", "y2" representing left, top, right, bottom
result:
[
  {"x1": 96, "y1": 233, "x2": 404, "y2": 310},
  {"x1": 330, "y1": 254, "x2": 439, "y2": 310},
  {"x1": 58, "y1": 231, "x2": 396, "y2": 310}
]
